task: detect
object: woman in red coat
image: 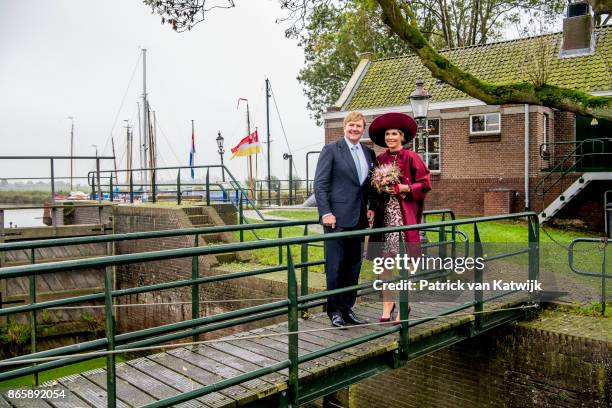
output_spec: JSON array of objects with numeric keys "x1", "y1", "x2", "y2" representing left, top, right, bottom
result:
[{"x1": 366, "y1": 112, "x2": 431, "y2": 323}]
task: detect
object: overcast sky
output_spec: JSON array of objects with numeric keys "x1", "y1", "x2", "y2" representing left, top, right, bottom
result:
[
  {"x1": 0, "y1": 1, "x2": 564, "y2": 189},
  {"x1": 0, "y1": 0, "x2": 322, "y2": 186}
]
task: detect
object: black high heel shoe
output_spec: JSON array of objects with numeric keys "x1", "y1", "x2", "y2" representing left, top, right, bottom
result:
[{"x1": 379, "y1": 303, "x2": 396, "y2": 323}]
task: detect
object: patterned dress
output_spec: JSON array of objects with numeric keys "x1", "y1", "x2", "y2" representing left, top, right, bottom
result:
[{"x1": 382, "y1": 195, "x2": 404, "y2": 256}]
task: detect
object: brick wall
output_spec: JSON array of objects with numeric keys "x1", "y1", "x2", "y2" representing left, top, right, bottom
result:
[
  {"x1": 350, "y1": 323, "x2": 611, "y2": 408},
  {"x1": 484, "y1": 189, "x2": 513, "y2": 215},
  {"x1": 323, "y1": 107, "x2": 603, "y2": 228}
]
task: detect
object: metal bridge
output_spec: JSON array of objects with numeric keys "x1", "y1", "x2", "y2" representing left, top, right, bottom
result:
[{"x1": 0, "y1": 212, "x2": 540, "y2": 407}]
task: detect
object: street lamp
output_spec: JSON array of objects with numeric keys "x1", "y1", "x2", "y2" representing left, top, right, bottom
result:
[
  {"x1": 216, "y1": 131, "x2": 225, "y2": 182},
  {"x1": 409, "y1": 77, "x2": 432, "y2": 157}
]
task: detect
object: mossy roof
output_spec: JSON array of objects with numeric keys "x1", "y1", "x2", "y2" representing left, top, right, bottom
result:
[{"x1": 345, "y1": 25, "x2": 612, "y2": 110}]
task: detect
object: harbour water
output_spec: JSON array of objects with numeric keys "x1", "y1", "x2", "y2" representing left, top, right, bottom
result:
[{"x1": 1, "y1": 208, "x2": 45, "y2": 228}]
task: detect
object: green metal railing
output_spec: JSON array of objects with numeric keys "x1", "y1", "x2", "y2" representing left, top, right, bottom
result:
[
  {"x1": 86, "y1": 164, "x2": 268, "y2": 219},
  {"x1": 568, "y1": 238, "x2": 610, "y2": 315},
  {"x1": 0, "y1": 212, "x2": 539, "y2": 407},
  {"x1": 536, "y1": 138, "x2": 612, "y2": 210}
]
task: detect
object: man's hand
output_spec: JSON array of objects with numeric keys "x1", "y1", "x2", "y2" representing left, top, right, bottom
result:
[
  {"x1": 367, "y1": 210, "x2": 375, "y2": 227},
  {"x1": 322, "y1": 214, "x2": 336, "y2": 229}
]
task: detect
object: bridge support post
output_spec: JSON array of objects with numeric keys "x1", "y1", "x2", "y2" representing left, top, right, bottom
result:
[
  {"x1": 206, "y1": 168, "x2": 211, "y2": 206},
  {"x1": 239, "y1": 192, "x2": 244, "y2": 242},
  {"x1": 104, "y1": 264, "x2": 117, "y2": 408},
  {"x1": 151, "y1": 169, "x2": 157, "y2": 203},
  {"x1": 398, "y1": 233, "x2": 410, "y2": 362},
  {"x1": 192, "y1": 234, "x2": 200, "y2": 343},
  {"x1": 473, "y1": 223, "x2": 484, "y2": 332},
  {"x1": 129, "y1": 172, "x2": 134, "y2": 204},
  {"x1": 177, "y1": 169, "x2": 182, "y2": 205},
  {"x1": 287, "y1": 246, "x2": 299, "y2": 406},
  {"x1": 528, "y1": 216, "x2": 541, "y2": 308},
  {"x1": 29, "y1": 249, "x2": 38, "y2": 386},
  {"x1": 300, "y1": 225, "x2": 310, "y2": 319}
]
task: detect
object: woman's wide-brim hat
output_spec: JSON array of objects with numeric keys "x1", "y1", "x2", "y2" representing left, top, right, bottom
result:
[{"x1": 368, "y1": 112, "x2": 418, "y2": 147}]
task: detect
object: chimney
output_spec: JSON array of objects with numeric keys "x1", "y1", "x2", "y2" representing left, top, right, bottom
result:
[{"x1": 560, "y1": 1, "x2": 595, "y2": 57}]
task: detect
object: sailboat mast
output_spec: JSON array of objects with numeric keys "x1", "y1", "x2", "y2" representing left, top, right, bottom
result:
[
  {"x1": 111, "y1": 137, "x2": 118, "y2": 187},
  {"x1": 125, "y1": 121, "x2": 132, "y2": 187},
  {"x1": 265, "y1": 78, "x2": 271, "y2": 204},
  {"x1": 141, "y1": 48, "x2": 148, "y2": 188},
  {"x1": 68, "y1": 116, "x2": 75, "y2": 191}
]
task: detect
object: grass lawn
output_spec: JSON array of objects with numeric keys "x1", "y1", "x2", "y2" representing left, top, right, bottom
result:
[
  {"x1": 0, "y1": 356, "x2": 126, "y2": 388},
  {"x1": 233, "y1": 219, "x2": 325, "y2": 273},
  {"x1": 249, "y1": 210, "x2": 609, "y2": 294},
  {"x1": 265, "y1": 210, "x2": 319, "y2": 220}
]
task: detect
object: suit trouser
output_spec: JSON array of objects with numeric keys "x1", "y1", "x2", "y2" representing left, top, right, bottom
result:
[{"x1": 323, "y1": 225, "x2": 364, "y2": 316}]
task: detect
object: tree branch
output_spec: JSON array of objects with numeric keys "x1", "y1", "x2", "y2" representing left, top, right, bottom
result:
[{"x1": 377, "y1": 0, "x2": 612, "y2": 120}]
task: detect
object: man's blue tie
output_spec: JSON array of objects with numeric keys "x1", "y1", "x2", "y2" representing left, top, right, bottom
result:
[{"x1": 351, "y1": 145, "x2": 364, "y2": 184}]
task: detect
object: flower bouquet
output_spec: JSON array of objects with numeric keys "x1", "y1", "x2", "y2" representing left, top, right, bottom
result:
[{"x1": 370, "y1": 161, "x2": 402, "y2": 194}]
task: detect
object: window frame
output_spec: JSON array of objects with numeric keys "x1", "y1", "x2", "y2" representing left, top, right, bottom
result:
[
  {"x1": 470, "y1": 112, "x2": 501, "y2": 134},
  {"x1": 411, "y1": 117, "x2": 441, "y2": 173}
]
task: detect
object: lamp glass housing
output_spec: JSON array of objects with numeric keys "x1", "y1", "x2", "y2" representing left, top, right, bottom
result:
[{"x1": 216, "y1": 135, "x2": 224, "y2": 151}]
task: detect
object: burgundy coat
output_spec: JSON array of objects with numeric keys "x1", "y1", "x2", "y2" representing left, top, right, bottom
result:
[{"x1": 367, "y1": 149, "x2": 431, "y2": 258}]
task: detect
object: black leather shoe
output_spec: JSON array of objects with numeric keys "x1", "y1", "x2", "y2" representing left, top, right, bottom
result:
[
  {"x1": 343, "y1": 309, "x2": 368, "y2": 325},
  {"x1": 329, "y1": 312, "x2": 347, "y2": 329}
]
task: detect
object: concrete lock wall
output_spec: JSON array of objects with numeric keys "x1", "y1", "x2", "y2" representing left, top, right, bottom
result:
[{"x1": 111, "y1": 205, "x2": 297, "y2": 338}]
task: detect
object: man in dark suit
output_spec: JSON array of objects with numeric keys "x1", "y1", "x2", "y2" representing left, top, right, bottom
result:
[{"x1": 314, "y1": 111, "x2": 376, "y2": 328}]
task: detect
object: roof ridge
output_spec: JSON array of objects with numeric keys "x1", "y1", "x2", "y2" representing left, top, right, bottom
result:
[{"x1": 372, "y1": 24, "x2": 612, "y2": 63}]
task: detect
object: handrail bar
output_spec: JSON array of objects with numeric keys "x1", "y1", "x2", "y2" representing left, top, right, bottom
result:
[
  {"x1": 0, "y1": 219, "x2": 320, "y2": 251},
  {"x1": 0, "y1": 212, "x2": 536, "y2": 278},
  {"x1": 0, "y1": 208, "x2": 458, "y2": 251},
  {"x1": 568, "y1": 237, "x2": 610, "y2": 315},
  {"x1": 0, "y1": 203, "x2": 115, "y2": 211}
]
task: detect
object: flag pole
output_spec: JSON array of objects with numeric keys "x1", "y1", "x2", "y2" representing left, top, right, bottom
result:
[{"x1": 246, "y1": 103, "x2": 254, "y2": 200}]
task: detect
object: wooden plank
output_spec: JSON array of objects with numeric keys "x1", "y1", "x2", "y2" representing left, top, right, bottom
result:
[
  {"x1": 82, "y1": 367, "x2": 157, "y2": 407},
  {"x1": 147, "y1": 352, "x2": 241, "y2": 408},
  {"x1": 126, "y1": 358, "x2": 214, "y2": 407},
  {"x1": 205, "y1": 342, "x2": 278, "y2": 369},
  {"x1": 115, "y1": 361, "x2": 202, "y2": 408},
  {"x1": 1, "y1": 390, "x2": 54, "y2": 408},
  {"x1": 218, "y1": 337, "x2": 309, "y2": 378},
  {"x1": 168, "y1": 347, "x2": 282, "y2": 397},
  {"x1": 43, "y1": 383, "x2": 93, "y2": 408},
  {"x1": 0, "y1": 394, "x2": 11, "y2": 408},
  {"x1": 240, "y1": 332, "x2": 342, "y2": 377},
  {"x1": 192, "y1": 345, "x2": 286, "y2": 384},
  {"x1": 297, "y1": 318, "x2": 396, "y2": 361},
  {"x1": 58, "y1": 374, "x2": 128, "y2": 408},
  {"x1": 265, "y1": 324, "x2": 357, "y2": 363}
]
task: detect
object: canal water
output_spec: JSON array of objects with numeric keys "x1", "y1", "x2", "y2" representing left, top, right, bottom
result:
[{"x1": 2, "y1": 208, "x2": 45, "y2": 228}]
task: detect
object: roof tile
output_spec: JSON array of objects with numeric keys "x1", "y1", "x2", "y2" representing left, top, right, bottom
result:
[{"x1": 346, "y1": 26, "x2": 612, "y2": 110}]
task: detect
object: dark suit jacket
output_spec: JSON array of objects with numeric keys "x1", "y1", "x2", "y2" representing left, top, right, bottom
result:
[{"x1": 314, "y1": 138, "x2": 376, "y2": 228}]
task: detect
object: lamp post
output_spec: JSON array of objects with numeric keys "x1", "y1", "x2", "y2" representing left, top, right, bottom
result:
[
  {"x1": 409, "y1": 77, "x2": 432, "y2": 249},
  {"x1": 216, "y1": 131, "x2": 225, "y2": 182},
  {"x1": 409, "y1": 77, "x2": 432, "y2": 158}
]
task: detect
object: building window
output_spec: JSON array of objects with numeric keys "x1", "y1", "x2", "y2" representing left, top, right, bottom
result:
[
  {"x1": 470, "y1": 113, "x2": 500, "y2": 134},
  {"x1": 411, "y1": 118, "x2": 440, "y2": 171}
]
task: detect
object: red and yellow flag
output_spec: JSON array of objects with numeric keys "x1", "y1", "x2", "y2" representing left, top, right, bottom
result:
[{"x1": 230, "y1": 130, "x2": 261, "y2": 159}]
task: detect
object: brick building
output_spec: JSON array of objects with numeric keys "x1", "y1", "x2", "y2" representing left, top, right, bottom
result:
[{"x1": 322, "y1": 11, "x2": 612, "y2": 231}]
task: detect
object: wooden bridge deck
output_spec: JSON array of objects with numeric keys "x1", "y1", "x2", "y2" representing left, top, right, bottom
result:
[{"x1": 0, "y1": 295, "x2": 529, "y2": 408}]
